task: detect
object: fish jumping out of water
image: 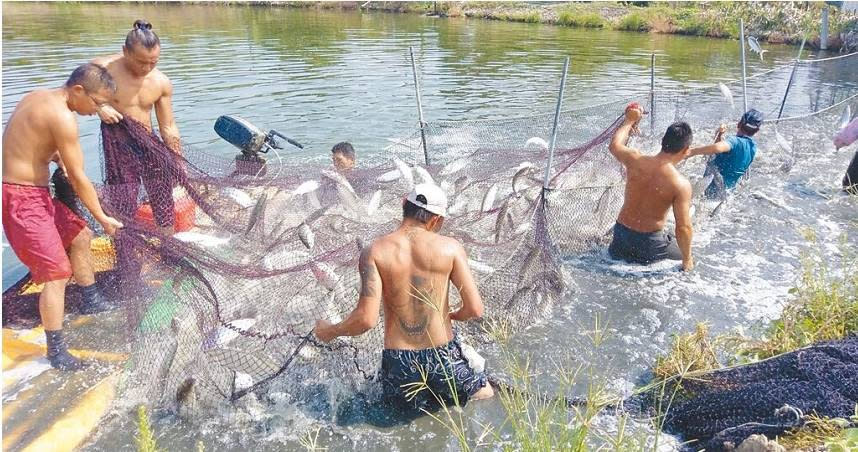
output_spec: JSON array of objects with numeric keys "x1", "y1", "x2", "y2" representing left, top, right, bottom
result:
[
  {"x1": 366, "y1": 190, "x2": 382, "y2": 216},
  {"x1": 222, "y1": 187, "x2": 254, "y2": 208},
  {"x1": 512, "y1": 162, "x2": 538, "y2": 197},
  {"x1": 321, "y1": 170, "x2": 362, "y2": 212},
  {"x1": 440, "y1": 157, "x2": 468, "y2": 177},
  {"x1": 839, "y1": 104, "x2": 852, "y2": 131},
  {"x1": 525, "y1": 137, "x2": 549, "y2": 150},
  {"x1": 481, "y1": 183, "x2": 499, "y2": 212},
  {"x1": 311, "y1": 262, "x2": 340, "y2": 291},
  {"x1": 393, "y1": 158, "x2": 414, "y2": 189},
  {"x1": 467, "y1": 258, "x2": 495, "y2": 274},
  {"x1": 292, "y1": 180, "x2": 320, "y2": 197},
  {"x1": 747, "y1": 36, "x2": 768, "y2": 62},
  {"x1": 494, "y1": 200, "x2": 510, "y2": 244},
  {"x1": 298, "y1": 222, "x2": 314, "y2": 250},
  {"x1": 413, "y1": 166, "x2": 435, "y2": 185},
  {"x1": 718, "y1": 83, "x2": 735, "y2": 109},
  {"x1": 376, "y1": 169, "x2": 401, "y2": 183}
]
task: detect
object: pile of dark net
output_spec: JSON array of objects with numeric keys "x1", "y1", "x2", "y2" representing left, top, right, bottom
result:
[
  {"x1": 1, "y1": 54, "x2": 856, "y2": 427},
  {"x1": 627, "y1": 336, "x2": 858, "y2": 451}
]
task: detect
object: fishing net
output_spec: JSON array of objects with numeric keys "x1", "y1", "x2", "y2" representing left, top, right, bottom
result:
[
  {"x1": 2, "y1": 53, "x2": 857, "y2": 420},
  {"x1": 627, "y1": 336, "x2": 858, "y2": 451}
]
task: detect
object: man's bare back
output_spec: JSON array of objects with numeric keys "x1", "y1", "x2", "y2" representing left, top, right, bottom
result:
[
  {"x1": 609, "y1": 105, "x2": 694, "y2": 271},
  {"x1": 370, "y1": 225, "x2": 473, "y2": 349}
]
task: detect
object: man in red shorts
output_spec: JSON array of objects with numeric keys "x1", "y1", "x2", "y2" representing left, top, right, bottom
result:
[{"x1": 2, "y1": 63, "x2": 123, "y2": 370}]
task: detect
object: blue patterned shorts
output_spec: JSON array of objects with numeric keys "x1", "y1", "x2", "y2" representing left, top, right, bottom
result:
[{"x1": 379, "y1": 337, "x2": 488, "y2": 410}]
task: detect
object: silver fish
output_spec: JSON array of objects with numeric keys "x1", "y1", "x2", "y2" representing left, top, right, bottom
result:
[
  {"x1": 202, "y1": 318, "x2": 257, "y2": 351},
  {"x1": 292, "y1": 180, "x2": 320, "y2": 197},
  {"x1": 839, "y1": 104, "x2": 852, "y2": 130},
  {"x1": 173, "y1": 231, "x2": 230, "y2": 247},
  {"x1": 223, "y1": 187, "x2": 254, "y2": 208},
  {"x1": 593, "y1": 186, "x2": 613, "y2": 214},
  {"x1": 494, "y1": 200, "x2": 510, "y2": 244},
  {"x1": 298, "y1": 222, "x2": 314, "y2": 250},
  {"x1": 311, "y1": 262, "x2": 340, "y2": 291},
  {"x1": 376, "y1": 169, "x2": 401, "y2": 183},
  {"x1": 691, "y1": 175, "x2": 714, "y2": 198},
  {"x1": 718, "y1": 83, "x2": 735, "y2": 109},
  {"x1": 467, "y1": 258, "x2": 495, "y2": 274},
  {"x1": 413, "y1": 166, "x2": 435, "y2": 184},
  {"x1": 453, "y1": 175, "x2": 469, "y2": 194},
  {"x1": 775, "y1": 130, "x2": 792, "y2": 152},
  {"x1": 525, "y1": 137, "x2": 549, "y2": 150},
  {"x1": 244, "y1": 192, "x2": 267, "y2": 235},
  {"x1": 512, "y1": 162, "x2": 538, "y2": 197},
  {"x1": 440, "y1": 157, "x2": 468, "y2": 176},
  {"x1": 747, "y1": 36, "x2": 768, "y2": 61},
  {"x1": 321, "y1": 170, "x2": 361, "y2": 212},
  {"x1": 481, "y1": 183, "x2": 498, "y2": 212},
  {"x1": 393, "y1": 158, "x2": 414, "y2": 189},
  {"x1": 366, "y1": 190, "x2": 382, "y2": 216}
]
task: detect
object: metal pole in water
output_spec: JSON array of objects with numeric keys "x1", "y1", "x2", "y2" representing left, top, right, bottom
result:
[
  {"x1": 543, "y1": 56, "x2": 570, "y2": 189},
  {"x1": 739, "y1": 19, "x2": 748, "y2": 113},
  {"x1": 776, "y1": 35, "x2": 807, "y2": 122},
  {"x1": 409, "y1": 46, "x2": 430, "y2": 166},
  {"x1": 650, "y1": 53, "x2": 655, "y2": 134}
]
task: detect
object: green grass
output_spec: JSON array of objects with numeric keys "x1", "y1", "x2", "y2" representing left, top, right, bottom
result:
[{"x1": 135, "y1": 405, "x2": 159, "y2": 452}]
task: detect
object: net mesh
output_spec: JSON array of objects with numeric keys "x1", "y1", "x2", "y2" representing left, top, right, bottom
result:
[{"x1": 2, "y1": 54, "x2": 857, "y2": 421}]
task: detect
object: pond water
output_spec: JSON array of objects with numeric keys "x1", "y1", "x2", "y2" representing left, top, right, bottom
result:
[{"x1": 3, "y1": 3, "x2": 857, "y2": 450}]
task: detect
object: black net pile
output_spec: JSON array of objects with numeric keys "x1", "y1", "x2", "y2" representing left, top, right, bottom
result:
[
  {"x1": 2, "y1": 53, "x2": 856, "y2": 419},
  {"x1": 627, "y1": 336, "x2": 858, "y2": 451}
]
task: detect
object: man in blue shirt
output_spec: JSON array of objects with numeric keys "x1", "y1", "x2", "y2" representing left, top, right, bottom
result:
[{"x1": 687, "y1": 109, "x2": 763, "y2": 196}]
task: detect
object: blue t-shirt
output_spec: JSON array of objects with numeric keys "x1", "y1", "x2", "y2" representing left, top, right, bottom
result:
[{"x1": 711, "y1": 135, "x2": 756, "y2": 189}]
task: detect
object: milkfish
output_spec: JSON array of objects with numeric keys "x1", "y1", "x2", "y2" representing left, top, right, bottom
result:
[
  {"x1": 173, "y1": 231, "x2": 231, "y2": 247},
  {"x1": 718, "y1": 83, "x2": 735, "y2": 109},
  {"x1": 298, "y1": 222, "x2": 314, "y2": 250},
  {"x1": 839, "y1": 104, "x2": 852, "y2": 130},
  {"x1": 311, "y1": 262, "x2": 340, "y2": 291},
  {"x1": 202, "y1": 318, "x2": 257, "y2": 351},
  {"x1": 747, "y1": 36, "x2": 768, "y2": 62},
  {"x1": 321, "y1": 170, "x2": 361, "y2": 212},
  {"x1": 366, "y1": 190, "x2": 382, "y2": 216},
  {"x1": 393, "y1": 158, "x2": 414, "y2": 189},
  {"x1": 512, "y1": 162, "x2": 538, "y2": 197},
  {"x1": 292, "y1": 180, "x2": 320, "y2": 197},
  {"x1": 481, "y1": 183, "x2": 499, "y2": 212},
  {"x1": 467, "y1": 258, "x2": 495, "y2": 274},
  {"x1": 494, "y1": 200, "x2": 510, "y2": 244},
  {"x1": 525, "y1": 137, "x2": 549, "y2": 150},
  {"x1": 691, "y1": 175, "x2": 714, "y2": 198},
  {"x1": 377, "y1": 169, "x2": 401, "y2": 183},
  {"x1": 413, "y1": 166, "x2": 435, "y2": 184},
  {"x1": 222, "y1": 187, "x2": 254, "y2": 208},
  {"x1": 439, "y1": 157, "x2": 468, "y2": 177},
  {"x1": 244, "y1": 193, "x2": 267, "y2": 235},
  {"x1": 453, "y1": 175, "x2": 469, "y2": 194}
]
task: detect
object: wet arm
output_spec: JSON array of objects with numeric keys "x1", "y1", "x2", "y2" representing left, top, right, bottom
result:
[
  {"x1": 155, "y1": 79, "x2": 182, "y2": 154},
  {"x1": 53, "y1": 115, "x2": 109, "y2": 222},
  {"x1": 450, "y1": 242, "x2": 484, "y2": 321},
  {"x1": 609, "y1": 119, "x2": 641, "y2": 166},
  {"x1": 320, "y1": 248, "x2": 382, "y2": 339},
  {"x1": 673, "y1": 181, "x2": 694, "y2": 271},
  {"x1": 688, "y1": 141, "x2": 730, "y2": 157}
]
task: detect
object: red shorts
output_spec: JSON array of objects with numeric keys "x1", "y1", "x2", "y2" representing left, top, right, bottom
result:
[{"x1": 2, "y1": 182, "x2": 87, "y2": 283}]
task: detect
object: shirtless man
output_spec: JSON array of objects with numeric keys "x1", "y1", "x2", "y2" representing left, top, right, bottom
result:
[
  {"x1": 2, "y1": 63, "x2": 123, "y2": 370},
  {"x1": 93, "y1": 20, "x2": 182, "y2": 296},
  {"x1": 608, "y1": 103, "x2": 694, "y2": 271},
  {"x1": 331, "y1": 142, "x2": 356, "y2": 174},
  {"x1": 314, "y1": 183, "x2": 494, "y2": 410}
]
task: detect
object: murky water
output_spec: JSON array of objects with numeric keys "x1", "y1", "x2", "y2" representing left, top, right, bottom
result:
[{"x1": 3, "y1": 3, "x2": 857, "y2": 450}]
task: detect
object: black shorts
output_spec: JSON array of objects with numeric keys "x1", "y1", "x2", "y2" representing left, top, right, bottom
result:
[
  {"x1": 378, "y1": 336, "x2": 487, "y2": 411},
  {"x1": 844, "y1": 151, "x2": 858, "y2": 192},
  {"x1": 608, "y1": 222, "x2": 682, "y2": 264}
]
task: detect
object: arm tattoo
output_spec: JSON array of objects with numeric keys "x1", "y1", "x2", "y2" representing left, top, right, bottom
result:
[{"x1": 359, "y1": 249, "x2": 378, "y2": 298}]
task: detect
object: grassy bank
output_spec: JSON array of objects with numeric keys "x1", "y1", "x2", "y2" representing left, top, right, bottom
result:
[{"x1": 281, "y1": 1, "x2": 858, "y2": 52}]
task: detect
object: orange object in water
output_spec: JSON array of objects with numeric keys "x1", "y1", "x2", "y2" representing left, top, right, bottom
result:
[{"x1": 135, "y1": 197, "x2": 195, "y2": 232}]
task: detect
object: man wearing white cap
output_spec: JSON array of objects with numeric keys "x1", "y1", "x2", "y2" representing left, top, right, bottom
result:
[{"x1": 315, "y1": 182, "x2": 494, "y2": 410}]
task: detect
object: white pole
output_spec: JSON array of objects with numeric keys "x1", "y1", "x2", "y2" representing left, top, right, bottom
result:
[
  {"x1": 409, "y1": 46, "x2": 430, "y2": 166},
  {"x1": 650, "y1": 53, "x2": 655, "y2": 134},
  {"x1": 739, "y1": 19, "x2": 748, "y2": 113},
  {"x1": 543, "y1": 56, "x2": 570, "y2": 189}
]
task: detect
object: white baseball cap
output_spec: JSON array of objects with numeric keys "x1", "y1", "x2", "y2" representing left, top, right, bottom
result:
[{"x1": 406, "y1": 182, "x2": 448, "y2": 217}]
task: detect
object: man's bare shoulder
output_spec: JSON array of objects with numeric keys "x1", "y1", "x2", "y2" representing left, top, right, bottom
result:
[
  {"x1": 150, "y1": 68, "x2": 172, "y2": 89},
  {"x1": 92, "y1": 54, "x2": 122, "y2": 67}
]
